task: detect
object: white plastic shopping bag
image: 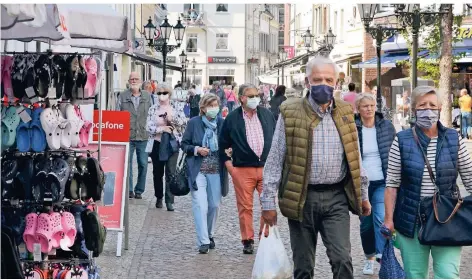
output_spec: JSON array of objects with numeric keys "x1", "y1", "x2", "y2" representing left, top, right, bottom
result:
[{"x1": 252, "y1": 225, "x2": 293, "y2": 279}]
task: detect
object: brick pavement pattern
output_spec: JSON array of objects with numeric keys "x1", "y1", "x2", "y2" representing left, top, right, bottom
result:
[{"x1": 97, "y1": 161, "x2": 472, "y2": 279}]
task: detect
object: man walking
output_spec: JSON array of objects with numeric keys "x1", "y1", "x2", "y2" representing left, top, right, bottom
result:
[
  {"x1": 219, "y1": 84, "x2": 276, "y2": 254},
  {"x1": 261, "y1": 56, "x2": 371, "y2": 279},
  {"x1": 210, "y1": 82, "x2": 227, "y2": 116},
  {"x1": 116, "y1": 72, "x2": 153, "y2": 199}
]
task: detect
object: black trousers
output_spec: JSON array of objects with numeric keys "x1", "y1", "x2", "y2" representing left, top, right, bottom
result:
[
  {"x1": 288, "y1": 183, "x2": 353, "y2": 279},
  {"x1": 149, "y1": 141, "x2": 174, "y2": 203}
]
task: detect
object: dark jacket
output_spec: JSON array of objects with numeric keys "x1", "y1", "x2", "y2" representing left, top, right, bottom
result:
[
  {"x1": 393, "y1": 123, "x2": 459, "y2": 238},
  {"x1": 159, "y1": 132, "x2": 178, "y2": 161},
  {"x1": 219, "y1": 106, "x2": 276, "y2": 167},
  {"x1": 181, "y1": 116, "x2": 229, "y2": 197},
  {"x1": 269, "y1": 95, "x2": 287, "y2": 121},
  {"x1": 355, "y1": 112, "x2": 396, "y2": 179}
]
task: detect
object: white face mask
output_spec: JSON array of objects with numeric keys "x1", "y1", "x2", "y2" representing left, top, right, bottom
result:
[
  {"x1": 246, "y1": 97, "x2": 260, "y2": 109},
  {"x1": 159, "y1": 94, "x2": 169, "y2": 102}
]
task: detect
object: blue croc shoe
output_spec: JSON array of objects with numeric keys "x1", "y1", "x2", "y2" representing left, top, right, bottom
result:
[
  {"x1": 30, "y1": 107, "x2": 47, "y2": 152},
  {"x1": 16, "y1": 107, "x2": 32, "y2": 152}
]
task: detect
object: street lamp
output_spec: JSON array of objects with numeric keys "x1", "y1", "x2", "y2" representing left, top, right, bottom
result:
[
  {"x1": 394, "y1": 4, "x2": 446, "y2": 89},
  {"x1": 191, "y1": 58, "x2": 196, "y2": 84},
  {"x1": 179, "y1": 50, "x2": 187, "y2": 88},
  {"x1": 143, "y1": 16, "x2": 186, "y2": 82},
  {"x1": 184, "y1": 59, "x2": 189, "y2": 89},
  {"x1": 302, "y1": 28, "x2": 314, "y2": 50},
  {"x1": 279, "y1": 49, "x2": 288, "y2": 86},
  {"x1": 358, "y1": 4, "x2": 403, "y2": 112},
  {"x1": 324, "y1": 27, "x2": 336, "y2": 51}
]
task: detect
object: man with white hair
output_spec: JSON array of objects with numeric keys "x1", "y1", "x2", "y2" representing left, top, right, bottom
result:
[
  {"x1": 261, "y1": 56, "x2": 371, "y2": 279},
  {"x1": 116, "y1": 72, "x2": 153, "y2": 199}
]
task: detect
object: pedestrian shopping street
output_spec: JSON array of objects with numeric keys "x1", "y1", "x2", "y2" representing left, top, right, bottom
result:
[{"x1": 96, "y1": 160, "x2": 472, "y2": 279}]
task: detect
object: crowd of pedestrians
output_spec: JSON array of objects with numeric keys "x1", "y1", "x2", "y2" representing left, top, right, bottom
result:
[{"x1": 116, "y1": 56, "x2": 472, "y2": 279}]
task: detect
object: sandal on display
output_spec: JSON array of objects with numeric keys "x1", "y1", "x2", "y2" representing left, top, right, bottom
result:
[
  {"x1": 33, "y1": 54, "x2": 52, "y2": 98},
  {"x1": 74, "y1": 106, "x2": 92, "y2": 147},
  {"x1": 23, "y1": 213, "x2": 38, "y2": 252},
  {"x1": 81, "y1": 209, "x2": 106, "y2": 257},
  {"x1": 61, "y1": 211, "x2": 77, "y2": 248},
  {"x1": 14, "y1": 157, "x2": 34, "y2": 201},
  {"x1": 40, "y1": 108, "x2": 62, "y2": 150},
  {"x1": 57, "y1": 113, "x2": 72, "y2": 149},
  {"x1": 49, "y1": 212, "x2": 64, "y2": 249},
  {"x1": 30, "y1": 107, "x2": 47, "y2": 152},
  {"x1": 84, "y1": 157, "x2": 104, "y2": 201},
  {"x1": 47, "y1": 158, "x2": 71, "y2": 203},
  {"x1": 64, "y1": 104, "x2": 84, "y2": 148},
  {"x1": 2, "y1": 56, "x2": 14, "y2": 100},
  {"x1": 16, "y1": 107, "x2": 32, "y2": 152},
  {"x1": 1, "y1": 106, "x2": 21, "y2": 149},
  {"x1": 35, "y1": 213, "x2": 55, "y2": 253},
  {"x1": 1, "y1": 159, "x2": 19, "y2": 199},
  {"x1": 31, "y1": 159, "x2": 51, "y2": 203},
  {"x1": 84, "y1": 57, "x2": 97, "y2": 99},
  {"x1": 52, "y1": 55, "x2": 67, "y2": 99}
]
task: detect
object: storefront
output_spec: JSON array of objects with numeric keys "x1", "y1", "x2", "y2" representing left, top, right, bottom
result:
[{"x1": 207, "y1": 56, "x2": 238, "y2": 85}]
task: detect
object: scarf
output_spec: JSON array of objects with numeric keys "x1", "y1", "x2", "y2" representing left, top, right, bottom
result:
[{"x1": 202, "y1": 116, "x2": 218, "y2": 152}]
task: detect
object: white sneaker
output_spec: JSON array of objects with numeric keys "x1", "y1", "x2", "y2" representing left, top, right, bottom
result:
[{"x1": 363, "y1": 259, "x2": 375, "y2": 275}]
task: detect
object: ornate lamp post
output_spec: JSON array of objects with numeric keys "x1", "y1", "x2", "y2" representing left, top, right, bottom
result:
[
  {"x1": 279, "y1": 49, "x2": 287, "y2": 86},
  {"x1": 143, "y1": 16, "x2": 186, "y2": 82},
  {"x1": 184, "y1": 59, "x2": 189, "y2": 89},
  {"x1": 302, "y1": 28, "x2": 314, "y2": 50},
  {"x1": 179, "y1": 50, "x2": 187, "y2": 87},
  {"x1": 358, "y1": 4, "x2": 403, "y2": 112},
  {"x1": 191, "y1": 58, "x2": 197, "y2": 84}
]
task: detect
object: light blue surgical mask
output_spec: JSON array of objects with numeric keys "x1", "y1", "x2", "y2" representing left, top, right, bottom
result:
[
  {"x1": 205, "y1": 107, "x2": 220, "y2": 119},
  {"x1": 415, "y1": 109, "x2": 439, "y2": 129},
  {"x1": 247, "y1": 97, "x2": 260, "y2": 109}
]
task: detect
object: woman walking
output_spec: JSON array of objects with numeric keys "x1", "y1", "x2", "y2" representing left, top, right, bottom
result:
[
  {"x1": 354, "y1": 93, "x2": 395, "y2": 275},
  {"x1": 146, "y1": 83, "x2": 188, "y2": 211},
  {"x1": 226, "y1": 85, "x2": 237, "y2": 112},
  {"x1": 181, "y1": 93, "x2": 229, "y2": 254},
  {"x1": 384, "y1": 86, "x2": 472, "y2": 279},
  {"x1": 269, "y1": 85, "x2": 286, "y2": 121}
]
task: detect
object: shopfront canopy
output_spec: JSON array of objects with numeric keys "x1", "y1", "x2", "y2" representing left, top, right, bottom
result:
[
  {"x1": 1, "y1": 4, "x2": 67, "y2": 41},
  {"x1": 124, "y1": 52, "x2": 183, "y2": 72},
  {"x1": 44, "y1": 4, "x2": 130, "y2": 53},
  {"x1": 423, "y1": 48, "x2": 472, "y2": 63},
  {"x1": 352, "y1": 50, "x2": 428, "y2": 69}
]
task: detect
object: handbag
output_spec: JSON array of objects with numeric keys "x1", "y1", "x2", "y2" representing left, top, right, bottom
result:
[
  {"x1": 166, "y1": 150, "x2": 190, "y2": 196},
  {"x1": 413, "y1": 127, "x2": 472, "y2": 246}
]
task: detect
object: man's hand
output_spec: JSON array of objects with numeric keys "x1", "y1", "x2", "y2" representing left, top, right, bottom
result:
[
  {"x1": 262, "y1": 210, "x2": 277, "y2": 226},
  {"x1": 197, "y1": 147, "x2": 210, "y2": 157},
  {"x1": 362, "y1": 200, "x2": 371, "y2": 216},
  {"x1": 383, "y1": 220, "x2": 394, "y2": 239}
]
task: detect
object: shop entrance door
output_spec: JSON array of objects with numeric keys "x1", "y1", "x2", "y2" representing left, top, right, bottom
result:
[{"x1": 209, "y1": 76, "x2": 234, "y2": 86}]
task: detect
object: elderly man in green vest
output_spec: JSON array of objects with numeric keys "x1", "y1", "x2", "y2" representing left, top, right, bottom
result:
[
  {"x1": 116, "y1": 72, "x2": 153, "y2": 200},
  {"x1": 261, "y1": 56, "x2": 371, "y2": 279}
]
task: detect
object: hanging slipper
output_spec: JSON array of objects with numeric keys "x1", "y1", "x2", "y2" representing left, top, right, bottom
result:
[
  {"x1": 60, "y1": 211, "x2": 77, "y2": 248},
  {"x1": 64, "y1": 103, "x2": 83, "y2": 148},
  {"x1": 2, "y1": 56, "x2": 14, "y2": 100},
  {"x1": 40, "y1": 108, "x2": 62, "y2": 150},
  {"x1": 1, "y1": 106, "x2": 21, "y2": 149},
  {"x1": 47, "y1": 157, "x2": 71, "y2": 203},
  {"x1": 84, "y1": 157, "x2": 104, "y2": 201},
  {"x1": 49, "y1": 212, "x2": 64, "y2": 249},
  {"x1": 33, "y1": 54, "x2": 51, "y2": 98},
  {"x1": 57, "y1": 111, "x2": 72, "y2": 149},
  {"x1": 30, "y1": 107, "x2": 47, "y2": 152},
  {"x1": 16, "y1": 107, "x2": 32, "y2": 152},
  {"x1": 34, "y1": 213, "x2": 55, "y2": 253},
  {"x1": 84, "y1": 57, "x2": 97, "y2": 100},
  {"x1": 52, "y1": 55, "x2": 67, "y2": 99}
]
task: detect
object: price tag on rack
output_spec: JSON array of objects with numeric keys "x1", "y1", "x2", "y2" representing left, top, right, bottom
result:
[
  {"x1": 16, "y1": 107, "x2": 32, "y2": 123},
  {"x1": 33, "y1": 243, "x2": 41, "y2": 261},
  {"x1": 48, "y1": 87, "x2": 57, "y2": 99},
  {"x1": 25, "y1": 87, "x2": 39, "y2": 103}
]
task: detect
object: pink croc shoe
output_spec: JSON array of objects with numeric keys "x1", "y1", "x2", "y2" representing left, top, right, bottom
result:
[
  {"x1": 49, "y1": 212, "x2": 65, "y2": 249},
  {"x1": 23, "y1": 213, "x2": 39, "y2": 252},
  {"x1": 35, "y1": 213, "x2": 55, "y2": 253},
  {"x1": 61, "y1": 211, "x2": 77, "y2": 248}
]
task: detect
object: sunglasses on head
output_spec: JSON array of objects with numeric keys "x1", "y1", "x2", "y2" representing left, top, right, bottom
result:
[{"x1": 157, "y1": 92, "x2": 169, "y2": 95}]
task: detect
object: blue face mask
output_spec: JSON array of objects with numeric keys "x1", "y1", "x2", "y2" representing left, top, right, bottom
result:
[{"x1": 310, "y1": 84, "x2": 334, "y2": 105}]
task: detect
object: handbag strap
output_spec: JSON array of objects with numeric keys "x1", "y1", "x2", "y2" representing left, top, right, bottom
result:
[
  {"x1": 413, "y1": 127, "x2": 464, "y2": 223},
  {"x1": 412, "y1": 127, "x2": 437, "y2": 187}
]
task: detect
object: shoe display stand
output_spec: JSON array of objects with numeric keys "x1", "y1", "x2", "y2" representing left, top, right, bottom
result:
[{"x1": 1, "y1": 50, "x2": 107, "y2": 279}]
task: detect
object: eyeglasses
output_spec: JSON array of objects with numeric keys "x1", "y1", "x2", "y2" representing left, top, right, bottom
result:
[{"x1": 157, "y1": 92, "x2": 169, "y2": 95}]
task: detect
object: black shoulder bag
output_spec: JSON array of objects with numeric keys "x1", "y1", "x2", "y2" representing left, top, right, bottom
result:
[{"x1": 413, "y1": 127, "x2": 472, "y2": 246}]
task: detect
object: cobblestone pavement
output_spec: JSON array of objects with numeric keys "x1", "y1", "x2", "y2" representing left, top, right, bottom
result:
[{"x1": 97, "y1": 161, "x2": 472, "y2": 279}]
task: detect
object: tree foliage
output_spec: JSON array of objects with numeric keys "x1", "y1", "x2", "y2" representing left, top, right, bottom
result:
[{"x1": 397, "y1": 9, "x2": 464, "y2": 86}]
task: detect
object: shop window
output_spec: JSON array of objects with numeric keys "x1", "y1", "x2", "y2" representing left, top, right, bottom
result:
[
  {"x1": 216, "y1": 33, "x2": 229, "y2": 50},
  {"x1": 216, "y1": 4, "x2": 228, "y2": 12},
  {"x1": 186, "y1": 33, "x2": 198, "y2": 53}
]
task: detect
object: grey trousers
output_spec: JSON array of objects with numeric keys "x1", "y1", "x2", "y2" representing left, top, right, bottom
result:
[{"x1": 288, "y1": 184, "x2": 354, "y2": 279}]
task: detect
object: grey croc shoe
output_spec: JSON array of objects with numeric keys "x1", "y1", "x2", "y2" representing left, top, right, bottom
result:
[{"x1": 47, "y1": 158, "x2": 71, "y2": 203}]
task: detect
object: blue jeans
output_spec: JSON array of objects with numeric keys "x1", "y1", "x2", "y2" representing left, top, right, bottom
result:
[
  {"x1": 227, "y1": 101, "x2": 235, "y2": 112},
  {"x1": 191, "y1": 172, "x2": 222, "y2": 247},
  {"x1": 461, "y1": 112, "x2": 471, "y2": 138},
  {"x1": 128, "y1": 140, "x2": 148, "y2": 195},
  {"x1": 360, "y1": 180, "x2": 386, "y2": 259}
]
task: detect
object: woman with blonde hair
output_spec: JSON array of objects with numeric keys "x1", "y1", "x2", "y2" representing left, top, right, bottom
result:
[
  {"x1": 181, "y1": 93, "x2": 229, "y2": 254},
  {"x1": 146, "y1": 83, "x2": 188, "y2": 211}
]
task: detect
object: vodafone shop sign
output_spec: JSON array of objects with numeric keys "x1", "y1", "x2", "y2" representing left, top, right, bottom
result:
[{"x1": 93, "y1": 110, "x2": 130, "y2": 142}]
